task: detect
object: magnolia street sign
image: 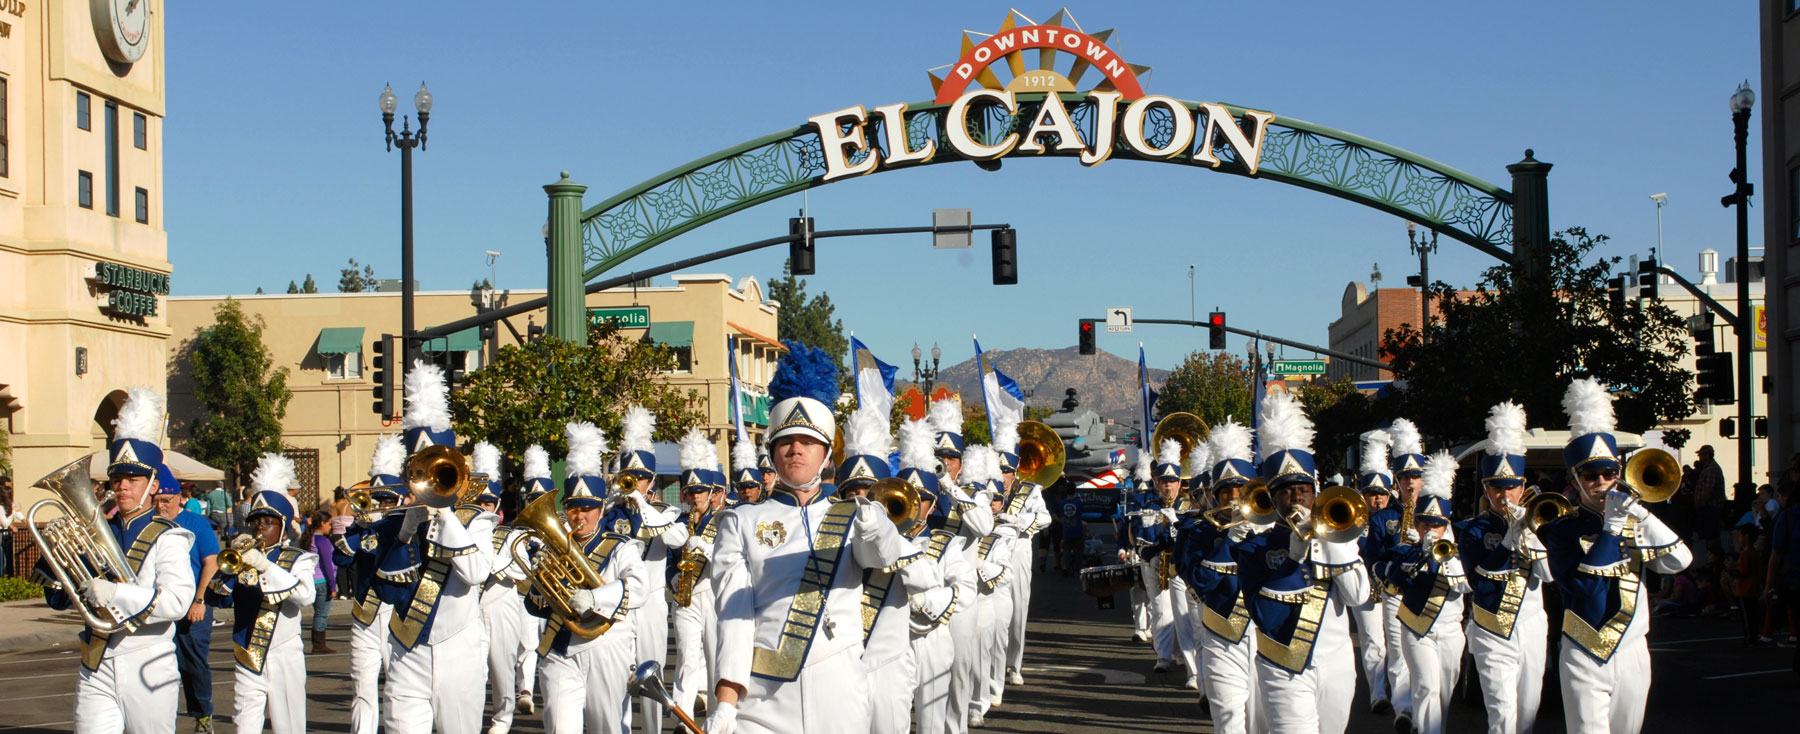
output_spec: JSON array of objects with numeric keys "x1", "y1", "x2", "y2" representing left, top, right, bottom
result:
[
  {"x1": 589, "y1": 306, "x2": 650, "y2": 328},
  {"x1": 1270, "y1": 359, "x2": 1327, "y2": 376}
]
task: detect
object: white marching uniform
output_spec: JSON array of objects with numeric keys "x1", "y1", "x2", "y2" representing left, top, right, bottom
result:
[
  {"x1": 630, "y1": 500, "x2": 689, "y2": 732},
  {"x1": 972, "y1": 528, "x2": 1018, "y2": 719},
  {"x1": 347, "y1": 599, "x2": 394, "y2": 733},
  {"x1": 210, "y1": 545, "x2": 318, "y2": 734},
  {"x1": 1386, "y1": 538, "x2": 1470, "y2": 734},
  {"x1": 1241, "y1": 533, "x2": 1369, "y2": 734},
  {"x1": 1002, "y1": 484, "x2": 1050, "y2": 677},
  {"x1": 862, "y1": 531, "x2": 948, "y2": 734},
  {"x1": 50, "y1": 511, "x2": 196, "y2": 734},
  {"x1": 380, "y1": 508, "x2": 498, "y2": 734},
  {"x1": 910, "y1": 528, "x2": 976, "y2": 734},
  {"x1": 1350, "y1": 591, "x2": 1393, "y2": 709},
  {"x1": 532, "y1": 532, "x2": 647, "y2": 734},
  {"x1": 712, "y1": 487, "x2": 919, "y2": 734},
  {"x1": 672, "y1": 512, "x2": 723, "y2": 718},
  {"x1": 944, "y1": 487, "x2": 995, "y2": 734},
  {"x1": 481, "y1": 526, "x2": 533, "y2": 733},
  {"x1": 1458, "y1": 515, "x2": 1550, "y2": 734}
]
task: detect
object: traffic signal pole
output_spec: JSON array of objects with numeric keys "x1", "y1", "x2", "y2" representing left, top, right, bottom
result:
[{"x1": 1125, "y1": 317, "x2": 1392, "y2": 370}]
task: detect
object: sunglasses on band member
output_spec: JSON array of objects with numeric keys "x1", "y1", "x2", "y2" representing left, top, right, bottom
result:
[{"x1": 1579, "y1": 469, "x2": 1619, "y2": 482}]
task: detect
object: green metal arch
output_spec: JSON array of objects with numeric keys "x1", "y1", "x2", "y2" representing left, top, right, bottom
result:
[{"x1": 580, "y1": 94, "x2": 1514, "y2": 280}]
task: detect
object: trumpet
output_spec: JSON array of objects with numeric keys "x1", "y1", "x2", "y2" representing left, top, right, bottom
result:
[
  {"x1": 217, "y1": 535, "x2": 258, "y2": 576},
  {"x1": 25, "y1": 455, "x2": 136, "y2": 632},
  {"x1": 408, "y1": 446, "x2": 472, "y2": 508},
  {"x1": 511, "y1": 492, "x2": 612, "y2": 637},
  {"x1": 1282, "y1": 485, "x2": 1370, "y2": 544},
  {"x1": 1429, "y1": 538, "x2": 1459, "y2": 564}
]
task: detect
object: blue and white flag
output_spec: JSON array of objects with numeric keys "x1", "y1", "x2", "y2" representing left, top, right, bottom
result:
[
  {"x1": 975, "y1": 336, "x2": 1025, "y2": 437},
  {"x1": 850, "y1": 335, "x2": 898, "y2": 417},
  {"x1": 1138, "y1": 344, "x2": 1158, "y2": 451},
  {"x1": 1250, "y1": 337, "x2": 1267, "y2": 458},
  {"x1": 729, "y1": 336, "x2": 749, "y2": 444}
]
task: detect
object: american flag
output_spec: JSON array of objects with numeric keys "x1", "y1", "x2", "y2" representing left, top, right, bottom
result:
[
  {"x1": 1078, "y1": 469, "x2": 1122, "y2": 489},
  {"x1": 1107, "y1": 448, "x2": 1127, "y2": 466}
]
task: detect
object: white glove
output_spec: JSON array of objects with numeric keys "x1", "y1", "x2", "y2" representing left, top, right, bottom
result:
[
  {"x1": 995, "y1": 512, "x2": 1019, "y2": 526},
  {"x1": 1287, "y1": 532, "x2": 1310, "y2": 564},
  {"x1": 1226, "y1": 523, "x2": 1252, "y2": 544},
  {"x1": 683, "y1": 536, "x2": 710, "y2": 554},
  {"x1": 1117, "y1": 549, "x2": 1131, "y2": 564},
  {"x1": 629, "y1": 490, "x2": 654, "y2": 512},
  {"x1": 569, "y1": 588, "x2": 596, "y2": 617},
  {"x1": 243, "y1": 549, "x2": 274, "y2": 573},
  {"x1": 1401, "y1": 527, "x2": 1421, "y2": 545},
  {"x1": 910, "y1": 586, "x2": 955, "y2": 619},
  {"x1": 1602, "y1": 489, "x2": 1636, "y2": 534},
  {"x1": 1159, "y1": 508, "x2": 1178, "y2": 525},
  {"x1": 1289, "y1": 505, "x2": 1312, "y2": 525},
  {"x1": 705, "y1": 701, "x2": 739, "y2": 734},
  {"x1": 1501, "y1": 500, "x2": 1527, "y2": 524},
  {"x1": 82, "y1": 578, "x2": 119, "y2": 608},
  {"x1": 1139, "y1": 513, "x2": 1159, "y2": 528}
]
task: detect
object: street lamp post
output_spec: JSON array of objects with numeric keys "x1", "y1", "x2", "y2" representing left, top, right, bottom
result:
[
  {"x1": 912, "y1": 342, "x2": 942, "y2": 405},
  {"x1": 380, "y1": 82, "x2": 432, "y2": 376},
  {"x1": 1726, "y1": 80, "x2": 1756, "y2": 502},
  {"x1": 1407, "y1": 221, "x2": 1439, "y2": 344}
]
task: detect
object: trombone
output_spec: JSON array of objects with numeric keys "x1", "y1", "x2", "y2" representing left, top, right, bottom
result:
[
  {"x1": 1150, "y1": 413, "x2": 1209, "y2": 480},
  {"x1": 1281, "y1": 485, "x2": 1370, "y2": 544},
  {"x1": 1206, "y1": 479, "x2": 1278, "y2": 528},
  {"x1": 869, "y1": 477, "x2": 929, "y2": 538},
  {"x1": 1622, "y1": 448, "x2": 1681, "y2": 504},
  {"x1": 407, "y1": 446, "x2": 473, "y2": 508}
]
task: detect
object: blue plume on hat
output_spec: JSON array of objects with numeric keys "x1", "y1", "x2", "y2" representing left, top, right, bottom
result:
[{"x1": 768, "y1": 340, "x2": 841, "y2": 405}]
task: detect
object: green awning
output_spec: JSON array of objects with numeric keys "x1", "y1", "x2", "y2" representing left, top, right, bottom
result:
[
  {"x1": 647, "y1": 321, "x2": 694, "y2": 348},
  {"x1": 315, "y1": 327, "x2": 365, "y2": 355},
  {"x1": 420, "y1": 327, "x2": 481, "y2": 353}
]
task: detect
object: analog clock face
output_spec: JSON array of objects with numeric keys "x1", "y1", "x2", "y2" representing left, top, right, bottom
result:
[{"x1": 92, "y1": 0, "x2": 151, "y2": 65}]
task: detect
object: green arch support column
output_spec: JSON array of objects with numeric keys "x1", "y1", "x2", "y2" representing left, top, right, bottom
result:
[{"x1": 578, "y1": 93, "x2": 1519, "y2": 281}]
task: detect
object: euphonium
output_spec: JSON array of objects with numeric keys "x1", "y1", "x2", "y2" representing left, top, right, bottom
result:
[
  {"x1": 869, "y1": 477, "x2": 927, "y2": 537},
  {"x1": 1150, "y1": 412, "x2": 1210, "y2": 480},
  {"x1": 1015, "y1": 421, "x2": 1067, "y2": 488},
  {"x1": 510, "y1": 492, "x2": 612, "y2": 637},
  {"x1": 26, "y1": 455, "x2": 138, "y2": 632},
  {"x1": 407, "y1": 445, "x2": 471, "y2": 508},
  {"x1": 1623, "y1": 448, "x2": 1681, "y2": 504}
]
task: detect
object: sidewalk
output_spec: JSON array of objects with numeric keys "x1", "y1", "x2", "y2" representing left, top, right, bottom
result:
[{"x1": 0, "y1": 595, "x2": 357, "y2": 653}]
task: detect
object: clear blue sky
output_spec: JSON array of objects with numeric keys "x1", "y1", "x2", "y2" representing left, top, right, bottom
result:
[{"x1": 165, "y1": 1, "x2": 1761, "y2": 373}]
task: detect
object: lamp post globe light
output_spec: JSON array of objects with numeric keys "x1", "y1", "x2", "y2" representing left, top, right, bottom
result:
[
  {"x1": 1406, "y1": 220, "x2": 1439, "y2": 344},
  {"x1": 380, "y1": 82, "x2": 433, "y2": 378},
  {"x1": 913, "y1": 341, "x2": 942, "y2": 403},
  {"x1": 1726, "y1": 79, "x2": 1755, "y2": 501}
]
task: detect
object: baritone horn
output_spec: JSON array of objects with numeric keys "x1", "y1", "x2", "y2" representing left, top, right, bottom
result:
[
  {"x1": 407, "y1": 445, "x2": 471, "y2": 508},
  {"x1": 510, "y1": 492, "x2": 612, "y2": 637},
  {"x1": 868, "y1": 477, "x2": 927, "y2": 537},
  {"x1": 1150, "y1": 412, "x2": 1210, "y2": 480},
  {"x1": 25, "y1": 454, "x2": 137, "y2": 632},
  {"x1": 1015, "y1": 420, "x2": 1066, "y2": 488},
  {"x1": 1622, "y1": 448, "x2": 1681, "y2": 504}
]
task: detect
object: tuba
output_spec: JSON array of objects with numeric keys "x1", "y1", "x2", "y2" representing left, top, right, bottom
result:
[
  {"x1": 26, "y1": 455, "x2": 138, "y2": 632},
  {"x1": 1150, "y1": 412, "x2": 1210, "y2": 480},
  {"x1": 869, "y1": 477, "x2": 928, "y2": 538},
  {"x1": 1622, "y1": 448, "x2": 1681, "y2": 504},
  {"x1": 510, "y1": 492, "x2": 613, "y2": 637},
  {"x1": 407, "y1": 445, "x2": 472, "y2": 508},
  {"x1": 1015, "y1": 421, "x2": 1066, "y2": 488}
]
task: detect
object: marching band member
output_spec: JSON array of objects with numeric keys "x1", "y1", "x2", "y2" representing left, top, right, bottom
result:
[
  {"x1": 207, "y1": 458, "x2": 317, "y2": 734},
  {"x1": 991, "y1": 413, "x2": 1050, "y2": 689},
  {"x1": 335, "y1": 434, "x2": 406, "y2": 734},
  {"x1": 612, "y1": 404, "x2": 690, "y2": 732},
  {"x1": 895, "y1": 417, "x2": 974, "y2": 734},
  {"x1": 1180, "y1": 420, "x2": 1261, "y2": 734},
  {"x1": 37, "y1": 387, "x2": 197, "y2": 734},
  {"x1": 1351, "y1": 429, "x2": 1398, "y2": 716},
  {"x1": 755, "y1": 447, "x2": 778, "y2": 502},
  {"x1": 1455, "y1": 401, "x2": 1549, "y2": 734},
  {"x1": 966, "y1": 446, "x2": 1018, "y2": 728},
  {"x1": 1129, "y1": 439, "x2": 1201, "y2": 681},
  {"x1": 370, "y1": 363, "x2": 496, "y2": 734},
  {"x1": 1365, "y1": 417, "x2": 1426, "y2": 731},
  {"x1": 529, "y1": 421, "x2": 647, "y2": 734},
  {"x1": 512, "y1": 444, "x2": 556, "y2": 717},
  {"x1": 928, "y1": 398, "x2": 994, "y2": 734},
  {"x1": 1231, "y1": 392, "x2": 1369, "y2": 734},
  {"x1": 1538, "y1": 379, "x2": 1691, "y2": 734},
  {"x1": 670, "y1": 429, "x2": 729, "y2": 720},
  {"x1": 1377, "y1": 451, "x2": 1468, "y2": 734},
  {"x1": 705, "y1": 343, "x2": 920, "y2": 734},
  {"x1": 732, "y1": 440, "x2": 766, "y2": 505},
  {"x1": 473, "y1": 442, "x2": 531, "y2": 734},
  {"x1": 1122, "y1": 453, "x2": 1156, "y2": 643},
  {"x1": 1173, "y1": 439, "x2": 1216, "y2": 699}
]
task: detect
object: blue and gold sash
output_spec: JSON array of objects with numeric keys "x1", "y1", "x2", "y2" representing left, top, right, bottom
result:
[
  {"x1": 234, "y1": 547, "x2": 303, "y2": 673},
  {"x1": 537, "y1": 535, "x2": 625, "y2": 655},
  {"x1": 79, "y1": 516, "x2": 175, "y2": 670},
  {"x1": 750, "y1": 500, "x2": 858, "y2": 681},
  {"x1": 1471, "y1": 550, "x2": 1530, "y2": 638},
  {"x1": 1253, "y1": 584, "x2": 1328, "y2": 675}
]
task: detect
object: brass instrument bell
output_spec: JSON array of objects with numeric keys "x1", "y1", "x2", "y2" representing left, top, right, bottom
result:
[
  {"x1": 868, "y1": 477, "x2": 927, "y2": 537},
  {"x1": 1015, "y1": 420, "x2": 1067, "y2": 488},
  {"x1": 1289, "y1": 485, "x2": 1370, "y2": 544},
  {"x1": 407, "y1": 445, "x2": 471, "y2": 508},
  {"x1": 1150, "y1": 412, "x2": 1209, "y2": 480},
  {"x1": 1522, "y1": 490, "x2": 1574, "y2": 532},
  {"x1": 1622, "y1": 448, "x2": 1680, "y2": 504},
  {"x1": 1429, "y1": 538, "x2": 1459, "y2": 564}
]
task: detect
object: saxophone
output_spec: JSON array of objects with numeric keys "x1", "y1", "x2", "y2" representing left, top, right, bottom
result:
[{"x1": 670, "y1": 507, "x2": 706, "y2": 608}]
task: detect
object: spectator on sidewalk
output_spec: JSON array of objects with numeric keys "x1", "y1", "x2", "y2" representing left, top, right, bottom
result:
[
  {"x1": 203, "y1": 483, "x2": 232, "y2": 535},
  {"x1": 1057, "y1": 495, "x2": 1085, "y2": 575},
  {"x1": 1731, "y1": 523, "x2": 1767, "y2": 641},
  {"x1": 300, "y1": 510, "x2": 337, "y2": 654},
  {"x1": 153, "y1": 464, "x2": 222, "y2": 732},
  {"x1": 1, "y1": 475, "x2": 14, "y2": 578},
  {"x1": 182, "y1": 484, "x2": 205, "y2": 517},
  {"x1": 1765, "y1": 484, "x2": 1800, "y2": 646},
  {"x1": 1694, "y1": 446, "x2": 1727, "y2": 560}
]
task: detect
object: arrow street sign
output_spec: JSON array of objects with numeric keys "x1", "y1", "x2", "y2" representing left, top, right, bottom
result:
[
  {"x1": 1269, "y1": 359, "x2": 1327, "y2": 376},
  {"x1": 1107, "y1": 307, "x2": 1133, "y2": 333}
]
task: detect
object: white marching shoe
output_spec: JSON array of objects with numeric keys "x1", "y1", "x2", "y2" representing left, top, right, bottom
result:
[{"x1": 1007, "y1": 668, "x2": 1024, "y2": 685}]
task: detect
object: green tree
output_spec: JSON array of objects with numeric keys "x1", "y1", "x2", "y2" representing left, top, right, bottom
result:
[
  {"x1": 451, "y1": 321, "x2": 706, "y2": 459},
  {"x1": 767, "y1": 260, "x2": 847, "y2": 367},
  {"x1": 1157, "y1": 351, "x2": 1254, "y2": 428},
  {"x1": 1294, "y1": 378, "x2": 1379, "y2": 479},
  {"x1": 339, "y1": 259, "x2": 376, "y2": 293},
  {"x1": 286, "y1": 281, "x2": 299, "y2": 294},
  {"x1": 176, "y1": 299, "x2": 292, "y2": 481},
  {"x1": 302, "y1": 274, "x2": 318, "y2": 294},
  {"x1": 1383, "y1": 227, "x2": 1694, "y2": 443}
]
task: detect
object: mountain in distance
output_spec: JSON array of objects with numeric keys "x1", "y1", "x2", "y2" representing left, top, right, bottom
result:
[{"x1": 902, "y1": 346, "x2": 1170, "y2": 428}]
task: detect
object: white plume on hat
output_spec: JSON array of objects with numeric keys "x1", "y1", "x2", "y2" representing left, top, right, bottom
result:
[
  {"x1": 564, "y1": 421, "x2": 609, "y2": 477},
  {"x1": 1421, "y1": 450, "x2": 1456, "y2": 500},
  {"x1": 621, "y1": 405, "x2": 655, "y2": 454},
  {"x1": 678, "y1": 429, "x2": 719, "y2": 472},
  {"x1": 369, "y1": 434, "x2": 405, "y2": 479},
  {"x1": 844, "y1": 405, "x2": 892, "y2": 458},
  {"x1": 992, "y1": 410, "x2": 1021, "y2": 455},
  {"x1": 898, "y1": 418, "x2": 936, "y2": 472},
  {"x1": 1257, "y1": 391, "x2": 1314, "y2": 462},
  {"x1": 523, "y1": 445, "x2": 552, "y2": 481},
  {"x1": 1562, "y1": 378, "x2": 1615, "y2": 438},
  {"x1": 927, "y1": 399, "x2": 963, "y2": 437},
  {"x1": 1186, "y1": 441, "x2": 1213, "y2": 477},
  {"x1": 1388, "y1": 418, "x2": 1423, "y2": 458},
  {"x1": 732, "y1": 440, "x2": 758, "y2": 475},
  {"x1": 114, "y1": 387, "x2": 165, "y2": 443},
  {"x1": 1157, "y1": 438, "x2": 1184, "y2": 468},
  {"x1": 1208, "y1": 419, "x2": 1254, "y2": 463},
  {"x1": 1485, "y1": 401, "x2": 1528, "y2": 457},
  {"x1": 1134, "y1": 447, "x2": 1154, "y2": 482},
  {"x1": 402, "y1": 361, "x2": 452, "y2": 431},
  {"x1": 472, "y1": 441, "x2": 501, "y2": 479},
  {"x1": 250, "y1": 453, "x2": 297, "y2": 495},
  {"x1": 1360, "y1": 430, "x2": 1393, "y2": 476},
  {"x1": 961, "y1": 445, "x2": 996, "y2": 487}
]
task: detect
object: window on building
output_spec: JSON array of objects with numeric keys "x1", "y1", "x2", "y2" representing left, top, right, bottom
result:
[
  {"x1": 77, "y1": 92, "x2": 91, "y2": 130},
  {"x1": 78, "y1": 171, "x2": 93, "y2": 209},
  {"x1": 1, "y1": 76, "x2": 9, "y2": 178},
  {"x1": 135, "y1": 187, "x2": 149, "y2": 224},
  {"x1": 133, "y1": 112, "x2": 147, "y2": 150},
  {"x1": 104, "y1": 101, "x2": 119, "y2": 217},
  {"x1": 326, "y1": 351, "x2": 363, "y2": 380}
]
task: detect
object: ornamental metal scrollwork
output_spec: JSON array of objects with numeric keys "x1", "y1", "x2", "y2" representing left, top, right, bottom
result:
[{"x1": 579, "y1": 94, "x2": 1514, "y2": 279}]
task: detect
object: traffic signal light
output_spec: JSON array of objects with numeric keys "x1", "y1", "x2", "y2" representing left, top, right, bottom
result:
[
  {"x1": 1755, "y1": 416, "x2": 1769, "y2": 438},
  {"x1": 1078, "y1": 319, "x2": 1096, "y2": 355},
  {"x1": 789, "y1": 216, "x2": 816, "y2": 276},
  {"x1": 1696, "y1": 351, "x2": 1735, "y2": 405},
  {"x1": 1606, "y1": 275, "x2": 1626, "y2": 316},
  {"x1": 371, "y1": 333, "x2": 397, "y2": 418},
  {"x1": 990, "y1": 228, "x2": 1018, "y2": 285},
  {"x1": 1691, "y1": 312, "x2": 1716, "y2": 356},
  {"x1": 1637, "y1": 257, "x2": 1659, "y2": 300},
  {"x1": 1208, "y1": 311, "x2": 1226, "y2": 350},
  {"x1": 1720, "y1": 417, "x2": 1736, "y2": 438}
]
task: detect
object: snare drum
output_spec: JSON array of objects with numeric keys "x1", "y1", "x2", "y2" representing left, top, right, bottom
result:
[{"x1": 1080, "y1": 563, "x2": 1140, "y2": 598}]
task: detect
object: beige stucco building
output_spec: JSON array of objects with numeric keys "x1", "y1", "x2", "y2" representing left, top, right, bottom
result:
[
  {"x1": 165, "y1": 274, "x2": 782, "y2": 506},
  {"x1": 2, "y1": 3, "x2": 170, "y2": 505}
]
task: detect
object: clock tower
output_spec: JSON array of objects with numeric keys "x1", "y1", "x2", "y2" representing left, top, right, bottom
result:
[{"x1": 0, "y1": 2, "x2": 170, "y2": 503}]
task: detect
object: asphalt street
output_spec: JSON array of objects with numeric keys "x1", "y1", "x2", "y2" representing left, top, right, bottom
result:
[{"x1": 1, "y1": 561, "x2": 1795, "y2": 733}]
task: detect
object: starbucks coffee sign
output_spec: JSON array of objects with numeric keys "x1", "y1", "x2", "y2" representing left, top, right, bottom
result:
[{"x1": 88, "y1": 260, "x2": 169, "y2": 318}]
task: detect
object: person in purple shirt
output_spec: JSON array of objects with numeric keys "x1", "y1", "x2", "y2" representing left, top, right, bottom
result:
[
  {"x1": 152, "y1": 463, "x2": 223, "y2": 732},
  {"x1": 300, "y1": 510, "x2": 338, "y2": 653}
]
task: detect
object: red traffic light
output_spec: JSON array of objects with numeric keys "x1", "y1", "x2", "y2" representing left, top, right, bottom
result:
[
  {"x1": 1209, "y1": 313, "x2": 1225, "y2": 326},
  {"x1": 1081, "y1": 321, "x2": 1094, "y2": 332}
]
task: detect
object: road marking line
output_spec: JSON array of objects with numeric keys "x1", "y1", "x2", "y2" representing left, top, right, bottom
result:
[
  {"x1": 1652, "y1": 635, "x2": 1741, "y2": 646},
  {"x1": 1701, "y1": 668, "x2": 1790, "y2": 680}
]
